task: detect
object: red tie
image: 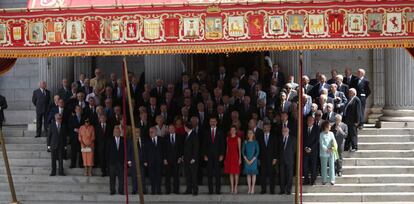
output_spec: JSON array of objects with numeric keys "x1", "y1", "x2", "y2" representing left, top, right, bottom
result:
[{"x1": 211, "y1": 128, "x2": 215, "y2": 143}]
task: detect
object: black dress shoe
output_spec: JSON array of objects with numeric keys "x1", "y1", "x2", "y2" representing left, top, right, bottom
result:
[
  {"x1": 270, "y1": 190, "x2": 275, "y2": 194},
  {"x1": 279, "y1": 191, "x2": 285, "y2": 195},
  {"x1": 192, "y1": 191, "x2": 198, "y2": 196},
  {"x1": 35, "y1": 135, "x2": 41, "y2": 138},
  {"x1": 286, "y1": 191, "x2": 291, "y2": 195},
  {"x1": 173, "y1": 191, "x2": 179, "y2": 194},
  {"x1": 110, "y1": 192, "x2": 115, "y2": 195},
  {"x1": 216, "y1": 191, "x2": 221, "y2": 195},
  {"x1": 59, "y1": 173, "x2": 65, "y2": 176},
  {"x1": 69, "y1": 165, "x2": 75, "y2": 169},
  {"x1": 132, "y1": 191, "x2": 137, "y2": 195},
  {"x1": 261, "y1": 190, "x2": 266, "y2": 194},
  {"x1": 50, "y1": 173, "x2": 56, "y2": 176},
  {"x1": 119, "y1": 192, "x2": 124, "y2": 195},
  {"x1": 184, "y1": 190, "x2": 192, "y2": 194},
  {"x1": 101, "y1": 173, "x2": 107, "y2": 177},
  {"x1": 208, "y1": 191, "x2": 213, "y2": 195}
]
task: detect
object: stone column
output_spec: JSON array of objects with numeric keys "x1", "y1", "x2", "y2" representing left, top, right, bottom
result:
[
  {"x1": 368, "y1": 49, "x2": 385, "y2": 125},
  {"x1": 144, "y1": 54, "x2": 186, "y2": 85},
  {"x1": 43, "y1": 57, "x2": 75, "y2": 96},
  {"x1": 270, "y1": 50, "x2": 311, "y2": 82},
  {"x1": 74, "y1": 57, "x2": 92, "y2": 79},
  {"x1": 379, "y1": 48, "x2": 414, "y2": 127}
]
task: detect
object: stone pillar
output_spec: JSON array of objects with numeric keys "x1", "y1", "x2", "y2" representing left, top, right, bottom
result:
[
  {"x1": 74, "y1": 57, "x2": 92, "y2": 79},
  {"x1": 368, "y1": 49, "x2": 385, "y2": 125},
  {"x1": 270, "y1": 50, "x2": 311, "y2": 82},
  {"x1": 42, "y1": 57, "x2": 75, "y2": 96},
  {"x1": 379, "y1": 48, "x2": 414, "y2": 128},
  {"x1": 144, "y1": 54, "x2": 186, "y2": 85}
]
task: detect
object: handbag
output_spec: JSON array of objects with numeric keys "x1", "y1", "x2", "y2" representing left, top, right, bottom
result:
[{"x1": 81, "y1": 146, "x2": 92, "y2": 153}]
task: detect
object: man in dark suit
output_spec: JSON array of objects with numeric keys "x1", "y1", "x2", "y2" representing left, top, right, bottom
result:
[
  {"x1": 327, "y1": 69, "x2": 338, "y2": 84},
  {"x1": 175, "y1": 72, "x2": 192, "y2": 97},
  {"x1": 303, "y1": 75, "x2": 314, "y2": 95},
  {"x1": 68, "y1": 106, "x2": 84, "y2": 168},
  {"x1": 47, "y1": 113, "x2": 67, "y2": 176},
  {"x1": 57, "y1": 79, "x2": 72, "y2": 103},
  {"x1": 203, "y1": 117, "x2": 225, "y2": 194},
  {"x1": 127, "y1": 128, "x2": 147, "y2": 194},
  {"x1": 32, "y1": 80, "x2": 51, "y2": 138},
  {"x1": 322, "y1": 104, "x2": 337, "y2": 124},
  {"x1": 48, "y1": 99, "x2": 70, "y2": 126},
  {"x1": 106, "y1": 126, "x2": 124, "y2": 195},
  {"x1": 80, "y1": 79, "x2": 93, "y2": 95},
  {"x1": 183, "y1": 122, "x2": 199, "y2": 195},
  {"x1": 336, "y1": 75, "x2": 350, "y2": 99},
  {"x1": 75, "y1": 73, "x2": 86, "y2": 89},
  {"x1": 0, "y1": 94, "x2": 7, "y2": 130},
  {"x1": 143, "y1": 127, "x2": 164, "y2": 194},
  {"x1": 350, "y1": 69, "x2": 371, "y2": 126},
  {"x1": 258, "y1": 123, "x2": 278, "y2": 194},
  {"x1": 150, "y1": 79, "x2": 167, "y2": 102},
  {"x1": 164, "y1": 125, "x2": 183, "y2": 194},
  {"x1": 329, "y1": 84, "x2": 348, "y2": 114},
  {"x1": 302, "y1": 115, "x2": 320, "y2": 185},
  {"x1": 311, "y1": 74, "x2": 331, "y2": 99},
  {"x1": 343, "y1": 88, "x2": 363, "y2": 151},
  {"x1": 344, "y1": 68, "x2": 357, "y2": 86},
  {"x1": 95, "y1": 114, "x2": 112, "y2": 176},
  {"x1": 146, "y1": 97, "x2": 159, "y2": 125},
  {"x1": 279, "y1": 127, "x2": 296, "y2": 195},
  {"x1": 267, "y1": 64, "x2": 286, "y2": 88}
]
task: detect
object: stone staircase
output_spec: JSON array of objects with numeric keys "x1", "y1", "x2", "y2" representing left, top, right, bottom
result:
[{"x1": 0, "y1": 126, "x2": 413, "y2": 203}]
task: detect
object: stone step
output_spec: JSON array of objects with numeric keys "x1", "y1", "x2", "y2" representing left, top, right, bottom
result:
[
  {"x1": 303, "y1": 192, "x2": 414, "y2": 202},
  {"x1": 358, "y1": 142, "x2": 414, "y2": 150},
  {"x1": 4, "y1": 144, "x2": 47, "y2": 151},
  {"x1": 342, "y1": 166, "x2": 414, "y2": 174},
  {"x1": 359, "y1": 128, "x2": 414, "y2": 135},
  {"x1": 3, "y1": 137, "x2": 46, "y2": 144},
  {"x1": 3, "y1": 174, "x2": 414, "y2": 186},
  {"x1": 343, "y1": 158, "x2": 414, "y2": 166},
  {"x1": 1, "y1": 183, "x2": 412, "y2": 194},
  {"x1": 343, "y1": 150, "x2": 414, "y2": 158},
  {"x1": 0, "y1": 192, "x2": 293, "y2": 203},
  {"x1": 358, "y1": 135, "x2": 414, "y2": 143}
]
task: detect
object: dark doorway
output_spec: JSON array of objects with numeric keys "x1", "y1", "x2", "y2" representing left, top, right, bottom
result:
[{"x1": 192, "y1": 52, "x2": 264, "y2": 76}]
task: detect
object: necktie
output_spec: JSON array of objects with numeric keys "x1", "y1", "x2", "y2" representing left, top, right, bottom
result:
[
  {"x1": 153, "y1": 138, "x2": 156, "y2": 146},
  {"x1": 284, "y1": 137, "x2": 288, "y2": 150},
  {"x1": 211, "y1": 128, "x2": 215, "y2": 143},
  {"x1": 41, "y1": 89, "x2": 45, "y2": 95},
  {"x1": 57, "y1": 123, "x2": 60, "y2": 133},
  {"x1": 116, "y1": 138, "x2": 119, "y2": 150},
  {"x1": 308, "y1": 127, "x2": 311, "y2": 136},
  {"x1": 171, "y1": 134, "x2": 175, "y2": 145},
  {"x1": 265, "y1": 134, "x2": 269, "y2": 146}
]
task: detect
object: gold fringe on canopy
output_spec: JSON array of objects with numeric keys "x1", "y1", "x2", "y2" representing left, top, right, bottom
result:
[{"x1": 0, "y1": 39, "x2": 413, "y2": 58}]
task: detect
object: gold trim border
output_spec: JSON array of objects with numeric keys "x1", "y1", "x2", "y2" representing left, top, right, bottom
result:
[{"x1": 0, "y1": 39, "x2": 413, "y2": 58}]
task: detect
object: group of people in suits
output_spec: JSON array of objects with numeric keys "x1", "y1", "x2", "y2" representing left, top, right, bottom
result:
[{"x1": 29, "y1": 64, "x2": 369, "y2": 195}]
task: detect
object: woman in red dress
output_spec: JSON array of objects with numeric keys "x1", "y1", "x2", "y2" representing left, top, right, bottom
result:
[
  {"x1": 224, "y1": 126, "x2": 242, "y2": 194},
  {"x1": 174, "y1": 116, "x2": 186, "y2": 136}
]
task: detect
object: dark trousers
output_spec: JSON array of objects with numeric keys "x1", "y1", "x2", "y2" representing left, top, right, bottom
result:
[
  {"x1": 96, "y1": 143, "x2": 107, "y2": 174},
  {"x1": 148, "y1": 163, "x2": 162, "y2": 194},
  {"x1": 345, "y1": 124, "x2": 358, "y2": 150},
  {"x1": 360, "y1": 96, "x2": 366, "y2": 124},
  {"x1": 279, "y1": 162, "x2": 293, "y2": 193},
  {"x1": 51, "y1": 147, "x2": 64, "y2": 174},
  {"x1": 206, "y1": 158, "x2": 221, "y2": 194},
  {"x1": 70, "y1": 135, "x2": 83, "y2": 167},
  {"x1": 260, "y1": 162, "x2": 275, "y2": 193},
  {"x1": 109, "y1": 163, "x2": 124, "y2": 194},
  {"x1": 36, "y1": 112, "x2": 48, "y2": 137},
  {"x1": 335, "y1": 137, "x2": 345, "y2": 173},
  {"x1": 130, "y1": 164, "x2": 147, "y2": 193},
  {"x1": 184, "y1": 161, "x2": 198, "y2": 194},
  {"x1": 303, "y1": 152, "x2": 318, "y2": 183},
  {"x1": 165, "y1": 161, "x2": 180, "y2": 194}
]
